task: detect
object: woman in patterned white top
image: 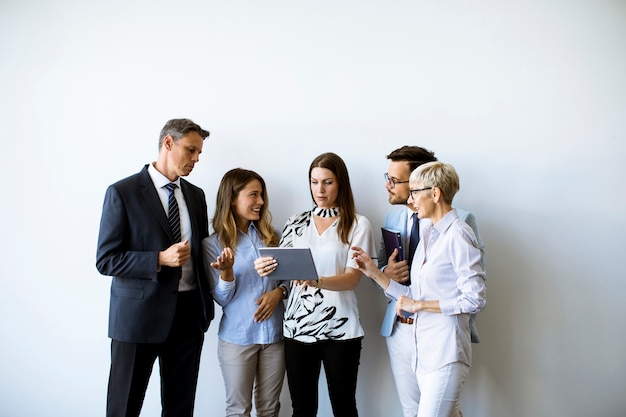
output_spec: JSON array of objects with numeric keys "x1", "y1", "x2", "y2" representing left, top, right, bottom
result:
[{"x1": 255, "y1": 152, "x2": 376, "y2": 417}]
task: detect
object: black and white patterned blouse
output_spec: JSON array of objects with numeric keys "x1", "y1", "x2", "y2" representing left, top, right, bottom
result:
[{"x1": 280, "y1": 210, "x2": 376, "y2": 342}]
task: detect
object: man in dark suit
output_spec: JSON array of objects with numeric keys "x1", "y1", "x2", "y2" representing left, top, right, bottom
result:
[{"x1": 96, "y1": 118, "x2": 214, "y2": 417}]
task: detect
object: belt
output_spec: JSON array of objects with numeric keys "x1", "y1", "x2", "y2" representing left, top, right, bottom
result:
[{"x1": 397, "y1": 316, "x2": 414, "y2": 324}]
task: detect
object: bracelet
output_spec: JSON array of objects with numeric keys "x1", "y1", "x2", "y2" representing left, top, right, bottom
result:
[{"x1": 279, "y1": 286, "x2": 288, "y2": 299}]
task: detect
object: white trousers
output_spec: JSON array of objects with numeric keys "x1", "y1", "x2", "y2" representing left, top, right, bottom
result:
[
  {"x1": 218, "y1": 339, "x2": 285, "y2": 417},
  {"x1": 416, "y1": 362, "x2": 469, "y2": 417},
  {"x1": 386, "y1": 322, "x2": 470, "y2": 417},
  {"x1": 386, "y1": 321, "x2": 421, "y2": 417}
]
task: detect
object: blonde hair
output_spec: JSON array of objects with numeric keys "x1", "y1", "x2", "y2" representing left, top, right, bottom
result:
[{"x1": 410, "y1": 161, "x2": 460, "y2": 204}]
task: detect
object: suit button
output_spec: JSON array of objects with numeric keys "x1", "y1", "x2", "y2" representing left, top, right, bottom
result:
[{"x1": 172, "y1": 290, "x2": 178, "y2": 295}]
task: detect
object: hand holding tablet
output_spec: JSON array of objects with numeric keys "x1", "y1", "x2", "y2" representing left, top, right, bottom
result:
[{"x1": 258, "y1": 247, "x2": 319, "y2": 281}]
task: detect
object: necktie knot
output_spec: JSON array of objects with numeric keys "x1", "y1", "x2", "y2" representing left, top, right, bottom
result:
[{"x1": 165, "y1": 182, "x2": 178, "y2": 193}]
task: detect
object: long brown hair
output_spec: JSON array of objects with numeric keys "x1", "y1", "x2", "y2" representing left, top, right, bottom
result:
[
  {"x1": 212, "y1": 168, "x2": 279, "y2": 250},
  {"x1": 309, "y1": 153, "x2": 356, "y2": 245}
]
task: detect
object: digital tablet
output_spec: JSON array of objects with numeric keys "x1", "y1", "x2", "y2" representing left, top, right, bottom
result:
[{"x1": 258, "y1": 247, "x2": 319, "y2": 281}]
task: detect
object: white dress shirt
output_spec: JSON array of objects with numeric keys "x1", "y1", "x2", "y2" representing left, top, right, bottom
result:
[
  {"x1": 385, "y1": 209, "x2": 486, "y2": 373},
  {"x1": 148, "y1": 162, "x2": 195, "y2": 291}
]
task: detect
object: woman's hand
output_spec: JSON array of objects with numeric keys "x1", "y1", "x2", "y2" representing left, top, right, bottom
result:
[
  {"x1": 296, "y1": 279, "x2": 319, "y2": 289},
  {"x1": 351, "y1": 246, "x2": 391, "y2": 290},
  {"x1": 396, "y1": 295, "x2": 419, "y2": 315},
  {"x1": 254, "y1": 256, "x2": 277, "y2": 277},
  {"x1": 210, "y1": 247, "x2": 234, "y2": 270},
  {"x1": 210, "y1": 247, "x2": 235, "y2": 281},
  {"x1": 396, "y1": 296, "x2": 441, "y2": 315},
  {"x1": 253, "y1": 288, "x2": 282, "y2": 322},
  {"x1": 350, "y1": 246, "x2": 378, "y2": 277}
]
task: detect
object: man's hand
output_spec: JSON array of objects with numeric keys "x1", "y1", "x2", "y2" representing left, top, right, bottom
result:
[
  {"x1": 384, "y1": 249, "x2": 410, "y2": 283},
  {"x1": 158, "y1": 240, "x2": 191, "y2": 267}
]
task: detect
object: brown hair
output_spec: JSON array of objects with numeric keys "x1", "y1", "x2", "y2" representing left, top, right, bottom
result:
[
  {"x1": 309, "y1": 152, "x2": 356, "y2": 245},
  {"x1": 386, "y1": 145, "x2": 437, "y2": 173}
]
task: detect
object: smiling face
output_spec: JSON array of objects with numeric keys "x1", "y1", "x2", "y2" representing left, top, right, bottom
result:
[
  {"x1": 232, "y1": 179, "x2": 264, "y2": 231},
  {"x1": 161, "y1": 131, "x2": 204, "y2": 180},
  {"x1": 310, "y1": 167, "x2": 339, "y2": 208},
  {"x1": 386, "y1": 160, "x2": 412, "y2": 206}
]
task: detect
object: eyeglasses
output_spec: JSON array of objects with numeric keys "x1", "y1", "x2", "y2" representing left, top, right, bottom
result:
[
  {"x1": 408, "y1": 187, "x2": 433, "y2": 199},
  {"x1": 384, "y1": 173, "x2": 409, "y2": 189}
]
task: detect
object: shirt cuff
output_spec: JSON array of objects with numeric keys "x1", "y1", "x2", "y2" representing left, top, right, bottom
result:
[
  {"x1": 217, "y1": 277, "x2": 236, "y2": 290},
  {"x1": 384, "y1": 280, "x2": 409, "y2": 300},
  {"x1": 439, "y1": 298, "x2": 459, "y2": 316}
]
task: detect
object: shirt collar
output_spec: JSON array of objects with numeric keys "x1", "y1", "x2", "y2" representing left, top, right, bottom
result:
[
  {"x1": 148, "y1": 162, "x2": 181, "y2": 189},
  {"x1": 433, "y1": 209, "x2": 459, "y2": 234},
  {"x1": 405, "y1": 206, "x2": 417, "y2": 222},
  {"x1": 241, "y1": 221, "x2": 260, "y2": 237}
]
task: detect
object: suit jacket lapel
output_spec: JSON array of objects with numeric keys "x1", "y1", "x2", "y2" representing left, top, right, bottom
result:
[
  {"x1": 179, "y1": 179, "x2": 197, "y2": 238},
  {"x1": 390, "y1": 206, "x2": 410, "y2": 242},
  {"x1": 138, "y1": 167, "x2": 173, "y2": 240}
]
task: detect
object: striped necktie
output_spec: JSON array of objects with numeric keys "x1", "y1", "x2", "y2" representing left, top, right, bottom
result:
[{"x1": 164, "y1": 183, "x2": 181, "y2": 242}]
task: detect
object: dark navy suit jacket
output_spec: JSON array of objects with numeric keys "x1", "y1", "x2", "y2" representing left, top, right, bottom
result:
[{"x1": 96, "y1": 165, "x2": 213, "y2": 344}]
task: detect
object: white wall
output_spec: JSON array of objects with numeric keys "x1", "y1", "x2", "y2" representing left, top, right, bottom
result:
[{"x1": 1, "y1": 1, "x2": 625, "y2": 416}]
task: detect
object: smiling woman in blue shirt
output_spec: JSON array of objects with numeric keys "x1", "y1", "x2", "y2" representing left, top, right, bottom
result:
[{"x1": 202, "y1": 168, "x2": 287, "y2": 417}]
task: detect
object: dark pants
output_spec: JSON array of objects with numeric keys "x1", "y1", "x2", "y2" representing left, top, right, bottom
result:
[
  {"x1": 284, "y1": 337, "x2": 362, "y2": 417},
  {"x1": 106, "y1": 290, "x2": 204, "y2": 417}
]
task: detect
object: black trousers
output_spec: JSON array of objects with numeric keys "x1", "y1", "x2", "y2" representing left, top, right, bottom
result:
[
  {"x1": 106, "y1": 290, "x2": 204, "y2": 417},
  {"x1": 284, "y1": 337, "x2": 362, "y2": 417}
]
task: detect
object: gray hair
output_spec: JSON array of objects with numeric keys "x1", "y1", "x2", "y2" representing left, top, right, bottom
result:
[{"x1": 158, "y1": 118, "x2": 210, "y2": 149}]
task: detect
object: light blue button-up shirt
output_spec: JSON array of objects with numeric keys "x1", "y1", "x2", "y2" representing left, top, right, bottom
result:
[{"x1": 202, "y1": 223, "x2": 285, "y2": 345}]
